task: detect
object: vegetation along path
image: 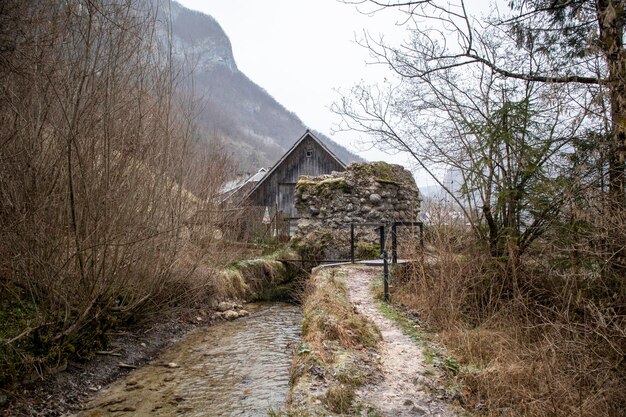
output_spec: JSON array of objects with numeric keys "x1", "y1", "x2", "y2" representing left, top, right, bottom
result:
[{"x1": 344, "y1": 266, "x2": 453, "y2": 417}]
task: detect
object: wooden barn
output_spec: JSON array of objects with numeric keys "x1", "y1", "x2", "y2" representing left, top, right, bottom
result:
[{"x1": 246, "y1": 130, "x2": 346, "y2": 233}]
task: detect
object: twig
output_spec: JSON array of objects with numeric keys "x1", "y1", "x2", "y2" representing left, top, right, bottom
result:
[
  {"x1": 117, "y1": 362, "x2": 137, "y2": 369},
  {"x1": 4, "y1": 327, "x2": 34, "y2": 345},
  {"x1": 96, "y1": 350, "x2": 122, "y2": 357}
]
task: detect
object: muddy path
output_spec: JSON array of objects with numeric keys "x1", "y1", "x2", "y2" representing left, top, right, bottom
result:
[
  {"x1": 71, "y1": 303, "x2": 301, "y2": 417},
  {"x1": 344, "y1": 266, "x2": 453, "y2": 417}
]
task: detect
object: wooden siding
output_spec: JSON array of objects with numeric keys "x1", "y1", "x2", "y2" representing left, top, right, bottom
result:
[
  {"x1": 248, "y1": 134, "x2": 345, "y2": 217},
  {"x1": 278, "y1": 183, "x2": 296, "y2": 217}
]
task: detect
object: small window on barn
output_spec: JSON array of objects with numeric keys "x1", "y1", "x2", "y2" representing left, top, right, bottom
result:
[{"x1": 306, "y1": 149, "x2": 313, "y2": 158}]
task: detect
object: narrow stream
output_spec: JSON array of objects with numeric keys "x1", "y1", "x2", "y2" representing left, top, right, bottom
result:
[{"x1": 77, "y1": 303, "x2": 301, "y2": 417}]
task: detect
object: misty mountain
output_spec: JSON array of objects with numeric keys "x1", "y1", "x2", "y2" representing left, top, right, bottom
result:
[{"x1": 163, "y1": 1, "x2": 363, "y2": 172}]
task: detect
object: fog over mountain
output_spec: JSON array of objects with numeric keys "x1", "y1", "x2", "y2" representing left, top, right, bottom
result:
[{"x1": 162, "y1": 1, "x2": 363, "y2": 172}]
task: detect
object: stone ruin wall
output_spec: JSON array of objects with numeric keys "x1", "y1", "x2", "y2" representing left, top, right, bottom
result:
[{"x1": 293, "y1": 162, "x2": 421, "y2": 257}]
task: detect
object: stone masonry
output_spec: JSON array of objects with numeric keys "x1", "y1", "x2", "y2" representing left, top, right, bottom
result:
[{"x1": 293, "y1": 162, "x2": 421, "y2": 258}]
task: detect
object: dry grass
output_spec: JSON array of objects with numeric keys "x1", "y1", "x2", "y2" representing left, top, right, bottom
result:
[
  {"x1": 301, "y1": 269, "x2": 380, "y2": 354},
  {"x1": 389, "y1": 228, "x2": 626, "y2": 417},
  {"x1": 218, "y1": 248, "x2": 303, "y2": 302},
  {"x1": 323, "y1": 383, "x2": 356, "y2": 414},
  {"x1": 288, "y1": 267, "x2": 381, "y2": 415}
]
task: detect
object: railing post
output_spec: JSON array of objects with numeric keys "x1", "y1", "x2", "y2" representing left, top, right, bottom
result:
[
  {"x1": 379, "y1": 225, "x2": 385, "y2": 255},
  {"x1": 391, "y1": 222, "x2": 398, "y2": 264},
  {"x1": 350, "y1": 223, "x2": 355, "y2": 264},
  {"x1": 383, "y1": 249, "x2": 389, "y2": 302}
]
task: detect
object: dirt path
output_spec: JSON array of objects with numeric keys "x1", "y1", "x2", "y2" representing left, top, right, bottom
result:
[{"x1": 344, "y1": 266, "x2": 454, "y2": 417}]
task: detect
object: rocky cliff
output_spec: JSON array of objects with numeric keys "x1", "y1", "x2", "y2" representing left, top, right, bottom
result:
[{"x1": 160, "y1": 1, "x2": 362, "y2": 171}]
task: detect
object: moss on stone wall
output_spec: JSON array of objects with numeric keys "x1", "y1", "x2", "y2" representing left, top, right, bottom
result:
[
  {"x1": 293, "y1": 162, "x2": 421, "y2": 262},
  {"x1": 350, "y1": 161, "x2": 401, "y2": 184},
  {"x1": 355, "y1": 241, "x2": 381, "y2": 259},
  {"x1": 296, "y1": 176, "x2": 350, "y2": 198}
]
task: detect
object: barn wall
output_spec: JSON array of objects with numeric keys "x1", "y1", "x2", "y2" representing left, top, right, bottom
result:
[{"x1": 248, "y1": 134, "x2": 345, "y2": 218}]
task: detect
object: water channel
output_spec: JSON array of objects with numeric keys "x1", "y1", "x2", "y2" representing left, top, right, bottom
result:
[{"x1": 76, "y1": 303, "x2": 302, "y2": 417}]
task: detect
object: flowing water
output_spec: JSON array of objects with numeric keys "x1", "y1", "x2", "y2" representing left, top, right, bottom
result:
[{"x1": 76, "y1": 303, "x2": 301, "y2": 417}]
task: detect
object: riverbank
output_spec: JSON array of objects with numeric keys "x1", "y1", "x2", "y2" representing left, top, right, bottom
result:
[
  {"x1": 1, "y1": 307, "x2": 218, "y2": 416},
  {"x1": 289, "y1": 266, "x2": 382, "y2": 416},
  {"x1": 1, "y1": 250, "x2": 301, "y2": 416},
  {"x1": 70, "y1": 303, "x2": 300, "y2": 416}
]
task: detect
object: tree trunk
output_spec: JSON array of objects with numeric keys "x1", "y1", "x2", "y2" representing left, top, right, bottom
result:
[
  {"x1": 598, "y1": 0, "x2": 626, "y2": 270},
  {"x1": 598, "y1": 0, "x2": 626, "y2": 208}
]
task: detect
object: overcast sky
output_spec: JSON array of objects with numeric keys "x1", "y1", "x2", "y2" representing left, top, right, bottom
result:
[{"x1": 176, "y1": 0, "x2": 493, "y2": 187}]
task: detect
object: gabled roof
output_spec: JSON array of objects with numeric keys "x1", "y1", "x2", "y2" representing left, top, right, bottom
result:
[
  {"x1": 248, "y1": 167, "x2": 268, "y2": 182},
  {"x1": 221, "y1": 167, "x2": 268, "y2": 194},
  {"x1": 245, "y1": 130, "x2": 347, "y2": 199}
]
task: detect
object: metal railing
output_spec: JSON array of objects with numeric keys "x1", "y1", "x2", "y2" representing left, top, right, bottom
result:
[{"x1": 281, "y1": 221, "x2": 424, "y2": 302}]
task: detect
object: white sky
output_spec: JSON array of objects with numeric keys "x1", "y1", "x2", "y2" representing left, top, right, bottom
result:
[{"x1": 177, "y1": 0, "x2": 494, "y2": 187}]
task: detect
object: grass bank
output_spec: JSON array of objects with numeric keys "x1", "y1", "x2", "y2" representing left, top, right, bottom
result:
[
  {"x1": 0, "y1": 245, "x2": 300, "y2": 395},
  {"x1": 219, "y1": 248, "x2": 303, "y2": 303},
  {"x1": 286, "y1": 267, "x2": 381, "y2": 416},
  {"x1": 385, "y1": 240, "x2": 626, "y2": 417}
]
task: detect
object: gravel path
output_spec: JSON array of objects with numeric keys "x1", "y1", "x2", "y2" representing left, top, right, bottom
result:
[{"x1": 344, "y1": 266, "x2": 454, "y2": 417}]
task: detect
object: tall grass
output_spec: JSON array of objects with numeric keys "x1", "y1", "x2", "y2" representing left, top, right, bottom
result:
[{"x1": 392, "y1": 200, "x2": 626, "y2": 417}]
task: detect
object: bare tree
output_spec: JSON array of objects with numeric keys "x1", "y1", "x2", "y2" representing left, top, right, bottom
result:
[
  {"x1": 341, "y1": 0, "x2": 624, "y2": 204},
  {"x1": 335, "y1": 0, "x2": 624, "y2": 266},
  {"x1": 335, "y1": 3, "x2": 626, "y2": 414},
  {"x1": 0, "y1": 0, "x2": 233, "y2": 384},
  {"x1": 337, "y1": 22, "x2": 594, "y2": 262}
]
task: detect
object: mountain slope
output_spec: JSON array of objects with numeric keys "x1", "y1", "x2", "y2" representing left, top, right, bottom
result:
[{"x1": 164, "y1": 1, "x2": 362, "y2": 171}]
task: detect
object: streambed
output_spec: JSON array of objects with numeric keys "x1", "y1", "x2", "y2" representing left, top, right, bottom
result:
[{"x1": 74, "y1": 303, "x2": 301, "y2": 417}]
